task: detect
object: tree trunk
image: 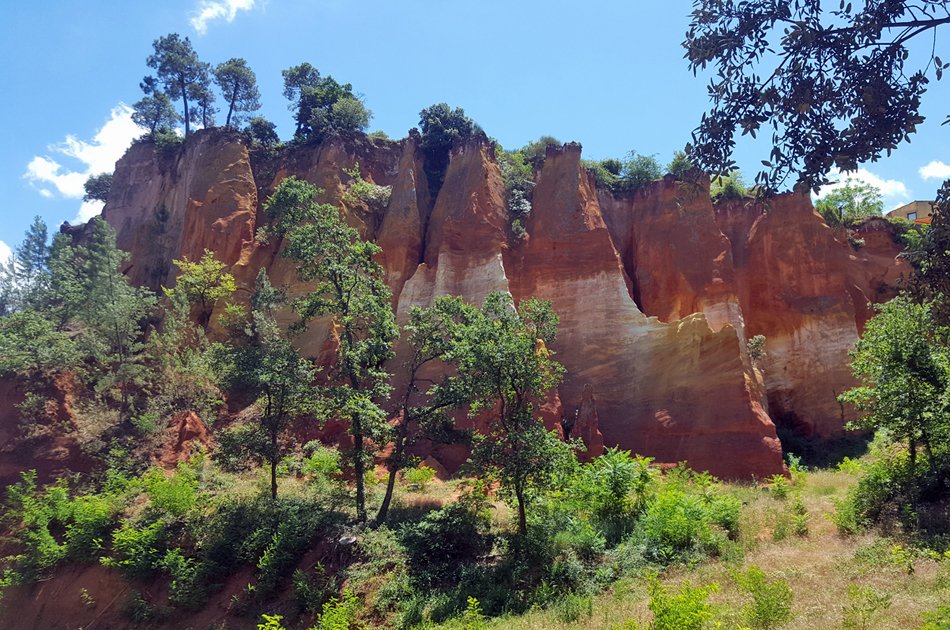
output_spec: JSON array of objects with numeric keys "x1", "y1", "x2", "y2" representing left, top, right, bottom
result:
[
  {"x1": 352, "y1": 406, "x2": 367, "y2": 523},
  {"x1": 515, "y1": 483, "x2": 527, "y2": 537},
  {"x1": 226, "y1": 84, "x2": 238, "y2": 128},
  {"x1": 270, "y1": 427, "x2": 278, "y2": 500},
  {"x1": 181, "y1": 76, "x2": 191, "y2": 136},
  {"x1": 375, "y1": 428, "x2": 406, "y2": 526}
]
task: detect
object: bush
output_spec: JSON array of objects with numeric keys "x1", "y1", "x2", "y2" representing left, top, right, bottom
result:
[
  {"x1": 553, "y1": 592, "x2": 593, "y2": 623},
  {"x1": 161, "y1": 548, "x2": 204, "y2": 609},
  {"x1": 401, "y1": 465, "x2": 437, "y2": 492},
  {"x1": 920, "y1": 605, "x2": 950, "y2": 630},
  {"x1": 734, "y1": 565, "x2": 793, "y2": 629},
  {"x1": 569, "y1": 449, "x2": 655, "y2": 544},
  {"x1": 105, "y1": 521, "x2": 166, "y2": 578},
  {"x1": 666, "y1": 151, "x2": 696, "y2": 179},
  {"x1": 143, "y1": 462, "x2": 199, "y2": 517},
  {"x1": 766, "y1": 474, "x2": 790, "y2": 499},
  {"x1": 315, "y1": 590, "x2": 360, "y2": 630},
  {"x1": 639, "y1": 483, "x2": 740, "y2": 562},
  {"x1": 616, "y1": 151, "x2": 663, "y2": 194},
  {"x1": 710, "y1": 170, "x2": 748, "y2": 201},
  {"x1": 646, "y1": 576, "x2": 719, "y2": 630},
  {"x1": 400, "y1": 501, "x2": 493, "y2": 583},
  {"x1": 841, "y1": 584, "x2": 891, "y2": 629}
]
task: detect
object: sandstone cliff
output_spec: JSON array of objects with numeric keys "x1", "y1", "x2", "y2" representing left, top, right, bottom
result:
[{"x1": 96, "y1": 129, "x2": 909, "y2": 478}]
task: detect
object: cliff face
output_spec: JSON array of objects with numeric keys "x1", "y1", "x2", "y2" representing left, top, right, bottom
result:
[{"x1": 98, "y1": 129, "x2": 909, "y2": 478}]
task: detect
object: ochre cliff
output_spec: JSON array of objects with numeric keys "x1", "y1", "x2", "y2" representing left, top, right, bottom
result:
[{"x1": 96, "y1": 129, "x2": 909, "y2": 478}]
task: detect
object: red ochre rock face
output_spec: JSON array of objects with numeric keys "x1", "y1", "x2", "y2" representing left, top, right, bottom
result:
[{"x1": 93, "y1": 129, "x2": 909, "y2": 479}]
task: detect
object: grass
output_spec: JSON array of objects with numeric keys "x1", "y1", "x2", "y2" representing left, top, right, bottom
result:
[{"x1": 424, "y1": 466, "x2": 949, "y2": 629}]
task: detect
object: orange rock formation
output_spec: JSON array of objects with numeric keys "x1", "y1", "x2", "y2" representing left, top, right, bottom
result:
[{"x1": 94, "y1": 129, "x2": 909, "y2": 478}]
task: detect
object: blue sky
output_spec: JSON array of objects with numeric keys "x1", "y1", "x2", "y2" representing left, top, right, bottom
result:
[{"x1": 1, "y1": 0, "x2": 948, "y2": 261}]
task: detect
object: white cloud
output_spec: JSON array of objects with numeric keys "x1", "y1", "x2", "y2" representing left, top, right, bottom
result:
[
  {"x1": 23, "y1": 103, "x2": 145, "y2": 224},
  {"x1": 814, "y1": 168, "x2": 911, "y2": 213},
  {"x1": 190, "y1": 0, "x2": 255, "y2": 34},
  {"x1": 74, "y1": 201, "x2": 105, "y2": 225},
  {"x1": 0, "y1": 241, "x2": 11, "y2": 266},
  {"x1": 919, "y1": 160, "x2": 950, "y2": 181}
]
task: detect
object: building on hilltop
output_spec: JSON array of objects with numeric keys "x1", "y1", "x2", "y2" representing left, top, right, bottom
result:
[{"x1": 886, "y1": 200, "x2": 934, "y2": 224}]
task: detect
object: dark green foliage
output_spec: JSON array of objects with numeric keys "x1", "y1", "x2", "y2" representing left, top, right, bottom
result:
[
  {"x1": 616, "y1": 151, "x2": 663, "y2": 194},
  {"x1": 245, "y1": 115, "x2": 280, "y2": 148},
  {"x1": 684, "y1": 1, "x2": 950, "y2": 192},
  {"x1": 666, "y1": 151, "x2": 696, "y2": 180},
  {"x1": 839, "y1": 297, "x2": 949, "y2": 474},
  {"x1": 132, "y1": 90, "x2": 181, "y2": 136},
  {"x1": 282, "y1": 63, "x2": 369, "y2": 142},
  {"x1": 905, "y1": 180, "x2": 950, "y2": 328},
  {"x1": 418, "y1": 103, "x2": 479, "y2": 154},
  {"x1": 213, "y1": 57, "x2": 261, "y2": 128},
  {"x1": 267, "y1": 176, "x2": 396, "y2": 522},
  {"x1": 418, "y1": 103, "x2": 481, "y2": 194},
  {"x1": 145, "y1": 33, "x2": 212, "y2": 136},
  {"x1": 442, "y1": 292, "x2": 569, "y2": 536},
  {"x1": 210, "y1": 268, "x2": 314, "y2": 499},
  {"x1": 518, "y1": 135, "x2": 561, "y2": 169},
  {"x1": 709, "y1": 170, "x2": 749, "y2": 201},
  {"x1": 815, "y1": 182, "x2": 884, "y2": 227},
  {"x1": 83, "y1": 172, "x2": 113, "y2": 203},
  {"x1": 399, "y1": 501, "x2": 494, "y2": 583},
  {"x1": 584, "y1": 151, "x2": 662, "y2": 194}
]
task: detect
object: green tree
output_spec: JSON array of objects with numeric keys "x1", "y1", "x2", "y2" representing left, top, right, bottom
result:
[
  {"x1": 815, "y1": 182, "x2": 884, "y2": 227},
  {"x1": 444, "y1": 292, "x2": 569, "y2": 536},
  {"x1": 0, "y1": 216, "x2": 51, "y2": 315},
  {"x1": 212, "y1": 269, "x2": 314, "y2": 499},
  {"x1": 519, "y1": 135, "x2": 562, "y2": 169},
  {"x1": 417, "y1": 103, "x2": 481, "y2": 194},
  {"x1": 264, "y1": 176, "x2": 397, "y2": 522},
  {"x1": 905, "y1": 181, "x2": 950, "y2": 327},
  {"x1": 666, "y1": 150, "x2": 696, "y2": 180},
  {"x1": 0, "y1": 310, "x2": 79, "y2": 379},
  {"x1": 839, "y1": 297, "x2": 949, "y2": 473},
  {"x1": 684, "y1": 1, "x2": 950, "y2": 192},
  {"x1": 245, "y1": 116, "x2": 279, "y2": 148},
  {"x1": 213, "y1": 58, "x2": 261, "y2": 129},
  {"x1": 146, "y1": 33, "x2": 211, "y2": 136},
  {"x1": 281, "y1": 63, "x2": 365, "y2": 141},
  {"x1": 83, "y1": 173, "x2": 113, "y2": 203},
  {"x1": 617, "y1": 151, "x2": 663, "y2": 193},
  {"x1": 190, "y1": 74, "x2": 217, "y2": 129},
  {"x1": 710, "y1": 169, "x2": 749, "y2": 202},
  {"x1": 132, "y1": 91, "x2": 181, "y2": 136},
  {"x1": 375, "y1": 296, "x2": 471, "y2": 525},
  {"x1": 163, "y1": 249, "x2": 237, "y2": 330},
  {"x1": 417, "y1": 103, "x2": 479, "y2": 154},
  {"x1": 59, "y1": 218, "x2": 157, "y2": 413}
]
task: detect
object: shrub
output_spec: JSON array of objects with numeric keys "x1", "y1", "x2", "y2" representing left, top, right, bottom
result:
[
  {"x1": 570, "y1": 449, "x2": 655, "y2": 544},
  {"x1": 400, "y1": 501, "x2": 493, "y2": 583},
  {"x1": 766, "y1": 474, "x2": 790, "y2": 499},
  {"x1": 553, "y1": 592, "x2": 593, "y2": 623},
  {"x1": 584, "y1": 159, "x2": 620, "y2": 190},
  {"x1": 841, "y1": 584, "x2": 891, "y2": 630},
  {"x1": 920, "y1": 605, "x2": 950, "y2": 630},
  {"x1": 667, "y1": 151, "x2": 696, "y2": 179},
  {"x1": 617, "y1": 151, "x2": 663, "y2": 194},
  {"x1": 105, "y1": 521, "x2": 166, "y2": 578},
  {"x1": 639, "y1": 482, "x2": 740, "y2": 562},
  {"x1": 461, "y1": 595, "x2": 486, "y2": 629},
  {"x1": 710, "y1": 170, "x2": 748, "y2": 201},
  {"x1": 257, "y1": 614, "x2": 286, "y2": 630},
  {"x1": 315, "y1": 590, "x2": 360, "y2": 630},
  {"x1": 161, "y1": 548, "x2": 204, "y2": 609},
  {"x1": 646, "y1": 577, "x2": 719, "y2": 630},
  {"x1": 143, "y1": 462, "x2": 199, "y2": 517},
  {"x1": 734, "y1": 565, "x2": 793, "y2": 629},
  {"x1": 401, "y1": 465, "x2": 437, "y2": 492}
]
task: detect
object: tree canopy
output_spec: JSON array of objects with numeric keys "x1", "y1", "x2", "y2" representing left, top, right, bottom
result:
[
  {"x1": 146, "y1": 33, "x2": 212, "y2": 136},
  {"x1": 814, "y1": 182, "x2": 885, "y2": 227},
  {"x1": 684, "y1": 1, "x2": 950, "y2": 192},
  {"x1": 213, "y1": 58, "x2": 261, "y2": 129}
]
